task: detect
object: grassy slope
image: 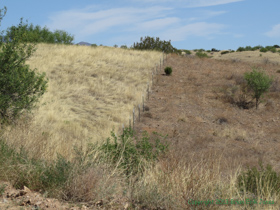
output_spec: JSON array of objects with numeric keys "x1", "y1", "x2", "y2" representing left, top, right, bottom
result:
[{"x1": 2, "y1": 44, "x2": 162, "y2": 160}]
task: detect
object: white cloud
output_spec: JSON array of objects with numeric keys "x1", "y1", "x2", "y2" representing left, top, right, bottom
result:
[
  {"x1": 45, "y1": 2, "x2": 230, "y2": 45},
  {"x1": 46, "y1": 6, "x2": 172, "y2": 39},
  {"x1": 130, "y1": 0, "x2": 244, "y2": 8},
  {"x1": 161, "y1": 22, "x2": 226, "y2": 41},
  {"x1": 265, "y1": 24, "x2": 280, "y2": 38}
]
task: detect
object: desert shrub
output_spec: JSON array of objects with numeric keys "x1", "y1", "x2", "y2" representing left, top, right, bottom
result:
[
  {"x1": 237, "y1": 162, "x2": 280, "y2": 197},
  {"x1": 221, "y1": 51, "x2": 230, "y2": 55},
  {"x1": 273, "y1": 44, "x2": 280, "y2": 48},
  {"x1": 260, "y1": 48, "x2": 268, "y2": 53},
  {"x1": 244, "y1": 46, "x2": 253, "y2": 51},
  {"x1": 244, "y1": 67, "x2": 273, "y2": 109},
  {"x1": 132, "y1": 36, "x2": 178, "y2": 53},
  {"x1": 91, "y1": 44, "x2": 97, "y2": 47},
  {"x1": 211, "y1": 48, "x2": 220, "y2": 52},
  {"x1": 164, "y1": 66, "x2": 173, "y2": 75},
  {"x1": 120, "y1": 45, "x2": 128, "y2": 49},
  {"x1": 113, "y1": 44, "x2": 118, "y2": 48},
  {"x1": 183, "y1": 50, "x2": 191, "y2": 55},
  {"x1": 0, "y1": 10, "x2": 48, "y2": 125},
  {"x1": 237, "y1": 47, "x2": 245, "y2": 52},
  {"x1": 195, "y1": 51, "x2": 208, "y2": 58},
  {"x1": 252, "y1": 45, "x2": 263, "y2": 51},
  {"x1": 99, "y1": 127, "x2": 168, "y2": 177}
]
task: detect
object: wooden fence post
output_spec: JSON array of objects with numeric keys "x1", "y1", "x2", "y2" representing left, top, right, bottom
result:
[{"x1": 138, "y1": 104, "x2": 140, "y2": 122}]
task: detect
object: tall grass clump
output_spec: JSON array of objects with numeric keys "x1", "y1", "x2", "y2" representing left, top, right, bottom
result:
[{"x1": 237, "y1": 162, "x2": 280, "y2": 201}]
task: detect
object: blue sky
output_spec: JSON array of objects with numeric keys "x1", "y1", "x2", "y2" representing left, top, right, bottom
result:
[{"x1": 0, "y1": 0, "x2": 279, "y2": 50}]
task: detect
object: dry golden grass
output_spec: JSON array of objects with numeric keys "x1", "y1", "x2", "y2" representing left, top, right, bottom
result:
[{"x1": 2, "y1": 44, "x2": 162, "y2": 160}]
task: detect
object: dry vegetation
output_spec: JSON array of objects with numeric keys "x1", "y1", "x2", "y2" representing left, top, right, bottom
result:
[
  {"x1": 1, "y1": 44, "x2": 162, "y2": 160},
  {"x1": 1, "y1": 45, "x2": 280, "y2": 209},
  {"x1": 211, "y1": 49, "x2": 280, "y2": 65}
]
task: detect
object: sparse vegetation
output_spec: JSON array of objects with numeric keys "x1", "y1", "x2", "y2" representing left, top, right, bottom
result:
[
  {"x1": 221, "y1": 50, "x2": 230, "y2": 55},
  {"x1": 195, "y1": 51, "x2": 209, "y2": 58},
  {"x1": 183, "y1": 49, "x2": 191, "y2": 55},
  {"x1": 1, "y1": 7, "x2": 280, "y2": 208}
]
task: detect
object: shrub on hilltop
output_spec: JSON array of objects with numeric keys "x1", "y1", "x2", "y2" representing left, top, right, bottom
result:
[{"x1": 132, "y1": 36, "x2": 179, "y2": 53}]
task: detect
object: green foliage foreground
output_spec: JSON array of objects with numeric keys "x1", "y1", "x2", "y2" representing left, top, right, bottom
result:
[
  {"x1": 0, "y1": 7, "x2": 48, "y2": 125},
  {"x1": 0, "y1": 127, "x2": 169, "y2": 199}
]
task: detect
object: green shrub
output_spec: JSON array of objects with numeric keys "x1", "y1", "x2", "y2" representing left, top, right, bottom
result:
[
  {"x1": 195, "y1": 51, "x2": 208, "y2": 58},
  {"x1": 99, "y1": 127, "x2": 168, "y2": 177},
  {"x1": 4, "y1": 18, "x2": 74, "y2": 44},
  {"x1": 244, "y1": 46, "x2": 253, "y2": 51},
  {"x1": 164, "y1": 66, "x2": 173, "y2": 75},
  {"x1": 91, "y1": 44, "x2": 97, "y2": 47},
  {"x1": 237, "y1": 47, "x2": 245, "y2": 52},
  {"x1": 237, "y1": 162, "x2": 280, "y2": 197},
  {"x1": 244, "y1": 67, "x2": 273, "y2": 109},
  {"x1": 260, "y1": 48, "x2": 268, "y2": 53},
  {"x1": 120, "y1": 45, "x2": 128, "y2": 49},
  {"x1": 221, "y1": 51, "x2": 230, "y2": 55},
  {"x1": 0, "y1": 11, "x2": 48, "y2": 125},
  {"x1": 183, "y1": 50, "x2": 191, "y2": 55},
  {"x1": 252, "y1": 45, "x2": 263, "y2": 51}
]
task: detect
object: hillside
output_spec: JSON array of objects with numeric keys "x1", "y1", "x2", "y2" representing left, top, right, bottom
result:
[
  {"x1": 1, "y1": 45, "x2": 280, "y2": 209},
  {"x1": 2, "y1": 44, "x2": 162, "y2": 160}
]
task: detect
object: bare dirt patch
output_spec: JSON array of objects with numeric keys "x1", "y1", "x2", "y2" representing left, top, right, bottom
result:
[{"x1": 134, "y1": 54, "x2": 280, "y2": 173}]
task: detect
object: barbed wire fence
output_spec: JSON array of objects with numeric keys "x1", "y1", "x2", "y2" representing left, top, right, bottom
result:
[{"x1": 120, "y1": 51, "x2": 168, "y2": 135}]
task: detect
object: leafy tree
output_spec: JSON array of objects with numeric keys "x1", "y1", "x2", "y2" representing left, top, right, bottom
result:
[
  {"x1": 0, "y1": 7, "x2": 48, "y2": 124},
  {"x1": 244, "y1": 67, "x2": 273, "y2": 109}
]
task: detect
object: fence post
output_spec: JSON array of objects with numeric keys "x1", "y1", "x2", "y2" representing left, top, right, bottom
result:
[
  {"x1": 138, "y1": 104, "x2": 140, "y2": 122},
  {"x1": 160, "y1": 58, "x2": 162, "y2": 73},
  {"x1": 142, "y1": 95, "x2": 144, "y2": 112},
  {"x1": 147, "y1": 83, "x2": 149, "y2": 100},
  {"x1": 133, "y1": 108, "x2": 135, "y2": 130}
]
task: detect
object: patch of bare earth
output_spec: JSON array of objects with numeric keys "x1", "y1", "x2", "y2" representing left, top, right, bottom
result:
[{"x1": 134, "y1": 54, "x2": 280, "y2": 174}]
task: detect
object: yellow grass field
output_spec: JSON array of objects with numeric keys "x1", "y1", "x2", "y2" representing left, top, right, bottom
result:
[{"x1": 2, "y1": 44, "x2": 162, "y2": 160}]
